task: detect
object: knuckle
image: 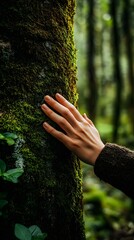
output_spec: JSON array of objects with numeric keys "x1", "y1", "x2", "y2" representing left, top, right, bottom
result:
[
  {"x1": 62, "y1": 108, "x2": 70, "y2": 117},
  {"x1": 69, "y1": 104, "x2": 75, "y2": 112},
  {"x1": 48, "y1": 127, "x2": 55, "y2": 134},
  {"x1": 53, "y1": 101, "x2": 57, "y2": 109},
  {"x1": 70, "y1": 139, "x2": 79, "y2": 149},
  {"x1": 72, "y1": 141, "x2": 80, "y2": 149},
  {"x1": 58, "y1": 132, "x2": 64, "y2": 141},
  {"x1": 77, "y1": 124, "x2": 86, "y2": 134},
  {"x1": 49, "y1": 129, "x2": 54, "y2": 135},
  {"x1": 47, "y1": 108, "x2": 53, "y2": 116},
  {"x1": 59, "y1": 118, "x2": 66, "y2": 126}
]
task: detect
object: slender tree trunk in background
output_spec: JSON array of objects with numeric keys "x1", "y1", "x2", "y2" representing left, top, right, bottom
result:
[
  {"x1": 122, "y1": 0, "x2": 134, "y2": 134},
  {"x1": 87, "y1": 0, "x2": 97, "y2": 121},
  {"x1": 0, "y1": 1, "x2": 85, "y2": 240},
  {"x1": 110, "y1": 0, "x2": 123, "y2": 142}
]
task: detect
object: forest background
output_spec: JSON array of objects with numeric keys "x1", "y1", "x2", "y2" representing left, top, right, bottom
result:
[
  {"x1": 0, "y1": 0, "x2": 134, "y2": 239},
  {"x1": 74, "y1": 0, "x2": 134, "y2": 239}
]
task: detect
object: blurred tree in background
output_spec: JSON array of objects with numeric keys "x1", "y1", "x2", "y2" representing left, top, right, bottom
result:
[
  {"x1": 75, "y1": 0, "x2": 134, "y2": 145},
  {"x1": 75, "y1": 0, "x2": 134, "y2": 239},
  {"x1": 86, "y1": 0, "x2": 97, "y2": 122}
]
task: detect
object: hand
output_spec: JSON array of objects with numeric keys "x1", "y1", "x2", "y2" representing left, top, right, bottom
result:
[{"x1": 41, "y1": 93, "x2": 104, "y2": 165}]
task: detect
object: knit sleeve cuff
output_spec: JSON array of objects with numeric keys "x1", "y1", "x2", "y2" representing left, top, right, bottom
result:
[{"x1": 94, "y1": 143, "x2": 134, "y2": 198}]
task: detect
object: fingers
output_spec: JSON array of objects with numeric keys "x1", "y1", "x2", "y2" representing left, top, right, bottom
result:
[
  {"x1": 83, "y1": 113, "x2": 94, "y2": 126},
  {"x1": 41, "y1": 103, "x2": 75, "y2": 135},
  {"x1": 43, "y1": 122, "x2": 71, "y2": 146},
  {"x1": 44, "y1": 95, "x2": 78, "y2": 127},
  {"x1": 41, "y1": 93, "x2": 94, "y2": 134},
  {"x1": 55, "y1": 93, "x2": 84, "y2": 122}
]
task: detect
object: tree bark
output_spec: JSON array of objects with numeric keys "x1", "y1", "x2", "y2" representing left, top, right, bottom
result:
[
  {"x1": 0, "y1": 1, "x2": 85, "y2": 240},
  {"x1": 122, "y1": 0, "x2": 134, "y2": 134},
  {"x1": 86, "y1": 0, "x2": 98, "y2": 122},
  {"x1": 110, "y1": 0, "x2": 123, "y2": 142}
]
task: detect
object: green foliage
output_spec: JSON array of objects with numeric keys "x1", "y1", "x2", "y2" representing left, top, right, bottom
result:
[
  {"x1": 1, "y1": 167, "x2": 24, "y2": 183},
  {"x1": 82, "y1": 165, "x2": 133, "y2": 240},
  {"x1": 0, "y1": 132, "x2": 24, "y2": 217},
  {"x1": 75, "y1": 1, "x2": 134, "y2": 235},
  {"x1": 0, "y1": 132, "x2": 18, "y2": 145},
  {"x1": 15, "y1": 224, "x2": 47, "y2": 240},
  {"x1": 0, "y1": 132, "x2": 47, "y2": 239},
  {"x1": 0, "y1": 132, "x2": 24, "y2": 183}
]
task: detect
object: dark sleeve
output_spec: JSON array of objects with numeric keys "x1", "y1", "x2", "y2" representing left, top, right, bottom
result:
[{"x1": 94, "y1": 143, "x2": 134, "y2": 199}]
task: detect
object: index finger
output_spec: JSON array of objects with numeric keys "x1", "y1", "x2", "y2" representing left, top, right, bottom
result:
[
  {"x1": 44, "y1": 95, "x2": 78, "y2": 127},
  {"x1": 55, "y1": 93, "x2": 84, "y2": 122}
]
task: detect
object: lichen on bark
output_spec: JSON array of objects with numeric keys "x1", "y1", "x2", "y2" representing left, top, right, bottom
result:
[{"x1": 0, "y1": 1, "x2": 85, "y2": 240}]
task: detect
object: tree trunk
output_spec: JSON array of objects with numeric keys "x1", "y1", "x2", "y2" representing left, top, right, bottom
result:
[
  {"x1": 87, "y1": 0, "x2": 98, "y2": 122},
  {"x1": 110, "y1": 0, "x2": 123, "y2": 142},
  {"x1": 122, "y1": 0, "x2": 134, "y2": 134},
  {"x1": 0, "y1": 1, "x2": 85, "y2": 240}
]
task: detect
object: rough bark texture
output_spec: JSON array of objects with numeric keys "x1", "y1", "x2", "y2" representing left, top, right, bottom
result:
[{"x1": 0, "y1": 1, "x2": 85, "y2": 240}]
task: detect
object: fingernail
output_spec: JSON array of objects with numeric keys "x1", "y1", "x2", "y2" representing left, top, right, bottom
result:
[
  {"x1": 41, "y1": 104, "x2": 47, "y2": 110},
  {"x1": 56, "y1": 93, "x2": 61, "y2": 98},
  {"x1": 44, "y1": 95, "x2": 51, "y2": 101},
  {"x1": 43, "y1": 122, "x2": 49, "y2": 128}
]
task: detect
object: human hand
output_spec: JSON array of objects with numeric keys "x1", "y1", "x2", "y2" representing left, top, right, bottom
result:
[{"x1": 41, "y1": 93, "x2": 104, "y2": 165}]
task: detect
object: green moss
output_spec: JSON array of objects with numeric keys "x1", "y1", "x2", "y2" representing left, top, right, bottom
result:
[{"x1": 0, "y1": 0, "x2": 85, "y2": 239}]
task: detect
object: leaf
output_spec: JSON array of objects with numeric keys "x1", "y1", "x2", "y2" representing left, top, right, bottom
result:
[
  {"x1": 1, "y1": 132, "x2": 18, "y2": 145},
  {"x1": 0, "y1": 199, "x2": 8, "y2": 209},
  {"x1": 3, "y1": 168, "x2": 24, "y2": 183},
  {"x1": 3, "y1": 132, "x2": 18, "y2": 140},
  {"x1": 6, "y1": 138, "x2": 15, "y2": 146},
  {"x1": 29, "y1": 225, "x2": 42, "y2": 236},
  {"x1": 29, "y1": 226, "x2": 47, "y2": 240},
  {"x1": 0, "y1": 133, "x2": 5, "y2": 140},
  {"x1": 15, "y1": 224, "x2": 32, "y2": 240},
  {"x1": 0, "y1": 159, "x2": 6, "y2": 175}
]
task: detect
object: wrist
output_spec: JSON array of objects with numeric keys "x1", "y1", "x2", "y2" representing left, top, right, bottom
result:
[{"x1": 90, "y1": 143, "x2": 105, "y2": 166}]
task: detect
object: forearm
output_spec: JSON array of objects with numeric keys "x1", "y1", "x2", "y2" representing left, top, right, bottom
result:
[{"x1": 94, "y1": 143, "x2": 134, "y2": 199}]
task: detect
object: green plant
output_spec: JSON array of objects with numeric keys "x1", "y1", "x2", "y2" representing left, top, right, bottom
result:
[
  {"x1": 15, "y1": 224, "x2": 47, "y2": 240},
  {"x1": 0, "y1": 159, "x2": 24, "y2": 183},
  {"x1": 0, "y1": 132, "x2": 47, "y2": 239},
  {"x1": 82, "y1": 165, "x2": 133, "y2": 240},
  {"x1": 0, "y1": 132, "x2": 24, "y2": 216},
  {"x1": 0, "y1": 132, "x2": 18, "y2": 145}
]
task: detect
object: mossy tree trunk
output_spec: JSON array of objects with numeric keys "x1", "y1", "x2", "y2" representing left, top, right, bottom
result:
[{"x1": 0, "y1": 1, "x2": 85, "y2": 240}]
